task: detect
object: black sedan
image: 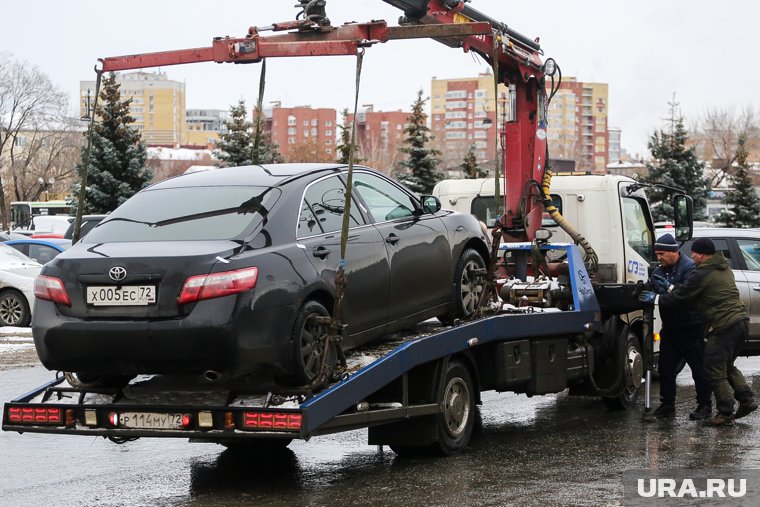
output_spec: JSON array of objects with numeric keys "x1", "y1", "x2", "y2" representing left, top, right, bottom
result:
[{"x1": 32, "y1": 164, "x2": 490, "y2": 386}]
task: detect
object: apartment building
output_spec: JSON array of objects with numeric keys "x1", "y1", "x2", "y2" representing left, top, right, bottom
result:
[
  {"x1": 345, "y1": 105, "x2": 411, "y2": 172},
  {"x1": 186, "y1": 109, "x2": 227, "y2": 148},
  {"x1": 264, "y1": 105, "x2": 337, "y2": 160},
  {"x1": 80, "y1": 71, "x2": 187, "y2": 146}
]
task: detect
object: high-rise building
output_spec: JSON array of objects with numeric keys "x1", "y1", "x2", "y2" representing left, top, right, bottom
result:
[
  {"x1": 608, "y1": 127, "x2": 621, "y2": 164},
  {"x1": 80, "y1": 71, "x2": 187, "y2": 146},
  {"x1": 186, "y1": 109, "x2": 228, "y2": 148},
  {"x1": 430, "y1": 73, "x2": 508, "y2": 174},
  {"x1": 345, "y1": 105, "x2": 411, "y2": 173},
  {"x1": 546, "y1": 77, "x2": 609, "y2": 173},
  {"x1": 265, "y1": 105, "x2": 337, "y2": 161}
]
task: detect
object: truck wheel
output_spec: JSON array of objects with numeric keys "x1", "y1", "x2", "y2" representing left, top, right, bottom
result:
[
  {"x1": 602, "y1": 330, "x2": 643, "y2": 410},
  {"x1": 0, "y1": 289, "x2": 31, "y2": 327},
  {"x1": 439, "y1": 249, "x2": 487, "y2": 324},
  {"x1": 291, "y1": 300, "x2": 333, "y2": 385}
]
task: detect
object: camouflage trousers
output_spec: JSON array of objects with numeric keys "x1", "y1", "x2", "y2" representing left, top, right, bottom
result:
[{"x1": 704, "y1": 318, "x2": 754, "y2": 416}]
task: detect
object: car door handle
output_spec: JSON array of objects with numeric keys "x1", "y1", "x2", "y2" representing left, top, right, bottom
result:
[
  {"x1": 386, "y1": 234, "x2": 400, "y2": 245},
  {"x1": 312, "y1": 246, "x2": 331, "y2": 259}
]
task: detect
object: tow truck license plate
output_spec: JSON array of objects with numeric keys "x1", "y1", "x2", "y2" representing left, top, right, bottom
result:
[
  {"x1": 86, "y1": 286, "x2": 156, "y2": 306},
  {"x1": 119, "y1": 412, "x2": 183, "y2": 429}
]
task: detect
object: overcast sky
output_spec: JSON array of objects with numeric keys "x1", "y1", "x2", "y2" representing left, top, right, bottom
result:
[{"x1": 2, "y1": 1, "x2": 756, "y2": 157}]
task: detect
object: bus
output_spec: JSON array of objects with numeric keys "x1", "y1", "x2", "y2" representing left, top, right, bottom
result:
[{"x1": 10, "y1": 200, "x2": 75, "y2": 229}]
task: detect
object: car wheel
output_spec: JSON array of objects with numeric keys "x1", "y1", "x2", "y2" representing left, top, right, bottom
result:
[
  {"x1": 0, "y1": 289, "x2": 31, "y2": 327},
  {"x1": 602, "y1": 329, "x2": 643, "y2": 410},
  {"x1": 291, "y1": 300, "x2": 333, "y2": 385},
  {"x1": 439, "y1": 249, "x2": 487, "y2": 324}
]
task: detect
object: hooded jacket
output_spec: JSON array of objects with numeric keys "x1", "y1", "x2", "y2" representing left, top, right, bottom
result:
[
  {"x1": 660, "y1": 251, "x2": 748, "y2": 334},
  {"x1": 652, "y1": 253, "x2": 704, "y2": 328}
]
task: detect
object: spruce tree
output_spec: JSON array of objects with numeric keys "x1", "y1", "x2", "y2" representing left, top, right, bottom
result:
[
  {"x1": 462, "y1": 144, "x2": 487, "y2": 178},
  {"x1": 395, "y1": 90, "x2": 442, "y2": 194},
  {"x1": 640, "y1": 100, "x2": 709, "y2": 221},
  {"x1": 74, "y1": 73, "x2": 151, "y2": 214},
  {"x1": 215, "y1": 100, "x2": 253, "y2": 166},
  {"x1": 336, "y1": 108, "x2": 362, "y2": 164},
  {"x1": 717, "y1": 134, "x2": 760, "y2": 227}
]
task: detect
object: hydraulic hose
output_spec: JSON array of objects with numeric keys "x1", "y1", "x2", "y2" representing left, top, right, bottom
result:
[{"x1": 541, "y1": 167, "x2": 598, "y2": 273}]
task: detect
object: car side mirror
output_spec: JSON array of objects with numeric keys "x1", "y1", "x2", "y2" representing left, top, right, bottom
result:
[
  {"x1": 420, "y1": 195, "x2": 441, "y2": 214},
  {"x1": 673, "y1": 194, "x2": 693, "y2": 242}
]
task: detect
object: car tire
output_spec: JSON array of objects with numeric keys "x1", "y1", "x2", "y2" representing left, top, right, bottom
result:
[
  {"x1": 439, "y1": 249, "x2": 487, "y2": 324},
  {"x1": 290, "y1": 300, "x2": 334, "y2": 385},
  {"x1": 0, "y1": 289, "x2": 31, "y2": 327},
  {"x1": 601, "y1": 329, "x2": 643, "y2": 410}
]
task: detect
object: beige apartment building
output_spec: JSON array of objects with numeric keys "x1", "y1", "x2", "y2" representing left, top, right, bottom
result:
[{"x1": 80, "y1": 71, "x2": 187, "y2": 146}]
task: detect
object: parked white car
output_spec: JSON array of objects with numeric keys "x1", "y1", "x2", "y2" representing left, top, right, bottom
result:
[{"x1": 0, "y1": 244, "x2": 42, "y2": 327}]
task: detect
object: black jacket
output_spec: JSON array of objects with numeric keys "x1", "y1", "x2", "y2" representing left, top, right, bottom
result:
[{"x1": 652, "y1": 253, "x2": 704, "y2": 329}]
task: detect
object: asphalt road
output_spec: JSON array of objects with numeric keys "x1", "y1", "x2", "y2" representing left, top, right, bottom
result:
[{"x1": 2, "y1": 346, "x2": 760, "y2": 506}]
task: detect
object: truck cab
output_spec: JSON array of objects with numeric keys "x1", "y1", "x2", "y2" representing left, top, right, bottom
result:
[{"x1": 433, "y1": 174, "x2": 657, "y2": 284}]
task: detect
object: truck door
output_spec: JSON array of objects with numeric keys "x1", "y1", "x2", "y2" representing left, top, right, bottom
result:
[
  {"x1": 297, "y1": 174, "x2": 391, "y2": 339},
  {"x1": 619, "y1": 186, "x2": 655, "y2": 283}
]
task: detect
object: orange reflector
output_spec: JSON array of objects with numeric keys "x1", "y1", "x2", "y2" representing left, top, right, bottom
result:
[
  {"x1": 224, "y1": 411, "x2": 235, "y2": 430},
  {"x1": 8, "y1": 406, "x2": 62, "y2": 425},
  {"x1": 243, "y1": 412, "x2": 302, "y2": 431},
  {"x1": 654, "y1": 333, "x2": 661, "y2": 342},
  {"x1": 65, "y1": 409, "x2": 75, "y2": 427}
]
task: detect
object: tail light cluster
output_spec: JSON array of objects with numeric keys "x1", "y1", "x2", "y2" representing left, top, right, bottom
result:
[
  {"x1": 7, "y1": 406, "x2": 62, "y2": 425},
  {"x1": 33, "y1": 275, "x2": 71, "y2": 306},
  {"x1": 178, "y1": 267, "x2": 258, "y2": 305},
  {"x1": 243, "y1": 411, "x2": 302, "y2": 431}
]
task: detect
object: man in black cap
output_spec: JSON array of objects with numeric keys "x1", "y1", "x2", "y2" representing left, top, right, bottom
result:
[
  {"x1": 657, "y1": 236, "x2": 757, "y2": 426},
  {"x1": 649, "y1": 233, "x2": 712, "y2": 420}
]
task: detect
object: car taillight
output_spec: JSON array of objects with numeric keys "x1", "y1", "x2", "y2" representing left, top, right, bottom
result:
[
  {"x1": 177, "y1": 267, "x2": 258, "y2": 305},
  {"x1": 33, "y1": 275, "x2": 71, "y2": 306}
]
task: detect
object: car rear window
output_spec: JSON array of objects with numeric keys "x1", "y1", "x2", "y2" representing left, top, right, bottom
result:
[{"x1": 83, "y1": 186, "x2": 281, "y2": 243}]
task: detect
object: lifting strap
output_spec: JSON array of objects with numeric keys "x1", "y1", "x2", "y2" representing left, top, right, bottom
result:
[
  {"x1": 302, "y1": 49, "x2": 365, "y2": 391},
  {"x1": 72, "y1": 67, "x2": 104, "y2": 244},
  {"x1": 252, "y1": 60, "x2": 267, "y2": 164}
]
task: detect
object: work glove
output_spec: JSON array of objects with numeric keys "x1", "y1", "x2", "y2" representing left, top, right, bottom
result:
[
  {"x1": 638, "y1": 290, "x2": 657, "y2": 305},
  {"x1": 651, "y1": 274, "x2": 669, "y2": 295}
]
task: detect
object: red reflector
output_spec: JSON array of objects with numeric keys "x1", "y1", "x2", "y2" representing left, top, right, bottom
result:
[
  {"x1": 243, "y1": 412, "x2": 302, "y2": 431},
  {"x1": 182, "y1": 414, "x2": 192, "y2": 428},
  {"x1": 7, "y1": 406, "x2": 61, "y2": 424},
  {"x1": 108, "y1": 412, "x2": 119, "y2": 426},
  {"x1": 178, "y1": 267, "x2": 258, "y2": 304},
  {"x1": 33, "y1": 275, "x2": 71, "y2": 306}
]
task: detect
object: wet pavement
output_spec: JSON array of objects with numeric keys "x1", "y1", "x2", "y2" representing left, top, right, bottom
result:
[{"x1": 2, "y1": 346, "x2": 760, "y2": 506}]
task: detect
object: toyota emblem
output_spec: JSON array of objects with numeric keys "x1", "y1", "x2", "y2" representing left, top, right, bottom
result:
[{"x1": 108, "y1": 266, "x2": 127, "y2": 282}]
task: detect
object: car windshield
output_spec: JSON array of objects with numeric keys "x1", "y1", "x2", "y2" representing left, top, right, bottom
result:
[{"x1": 83, "y1": 186, "x2": 281, "y2": 243}]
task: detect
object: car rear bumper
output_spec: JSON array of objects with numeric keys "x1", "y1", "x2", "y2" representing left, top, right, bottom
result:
[{"x1": 32, "y1": 298, "x2": 299, "y2": 379}]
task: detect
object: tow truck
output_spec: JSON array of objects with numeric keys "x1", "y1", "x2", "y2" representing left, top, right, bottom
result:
[{"x1": 2, "y1": 0, "x2": 693, "y2": 455}]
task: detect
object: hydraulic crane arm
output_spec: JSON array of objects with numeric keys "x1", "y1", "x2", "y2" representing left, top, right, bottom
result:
[{"x1": 98, "y1": 0, "x2": 551, "y2": 242}]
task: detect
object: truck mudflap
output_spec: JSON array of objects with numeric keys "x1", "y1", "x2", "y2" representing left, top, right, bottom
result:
[{"x1": 4, "y1": 243, "x2": 601, "y2": 440}]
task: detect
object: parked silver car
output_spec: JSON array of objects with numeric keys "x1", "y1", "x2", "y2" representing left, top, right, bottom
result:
[{"x1": 676, "y1": 228, "x2": 760, "y2": 355}]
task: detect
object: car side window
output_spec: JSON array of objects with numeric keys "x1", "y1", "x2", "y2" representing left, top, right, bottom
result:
[
  {"x1": 298, "y1": 176, "x2": 364, "y2": 238},
  {"x1": 737, "y1": 239, "x2": 760, "y2": 271},
  {"x1": 352, "y1": 172, "x2": 416, "y2": 222},
  {"x1": 28, "y1": 244, "x2": 56, "y2": 264}
]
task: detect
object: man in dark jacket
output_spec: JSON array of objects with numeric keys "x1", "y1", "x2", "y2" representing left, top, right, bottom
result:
[
  {"x1": 650, "y1": 233, "x2": 712, "y2": 420},
  {"x1": 658, "y1": 237, "x2": 758, "y2": 426}
]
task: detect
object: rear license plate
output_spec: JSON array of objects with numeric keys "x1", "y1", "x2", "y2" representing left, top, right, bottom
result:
[
  {"x1": 119, "y1": 412, "x2": 183, "y2": 429},
  {"x1": 86, "y1": 286, "x2": 156, "y2": 306}
]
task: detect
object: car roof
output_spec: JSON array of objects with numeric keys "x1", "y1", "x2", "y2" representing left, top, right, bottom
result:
[
  {"x1": 149, "y1": 164, "x2": 349, "y2": 189},
  {"x1": 692, "y1": 227, "x2": 760, "y2": 239},
  {"x1": 5, "y1": 238, "x2": 70, "y2": 250}
]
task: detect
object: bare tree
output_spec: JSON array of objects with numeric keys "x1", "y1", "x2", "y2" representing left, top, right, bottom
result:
[
  {"x1": 694, "y1": 105, "x2": 759, "y2": 187},
  {"x1": 0, "y1": 52, "x2": 70, "y2": 228},
  {"x1": 359, "y1": 134, "x2": 401, "y2": 175}
]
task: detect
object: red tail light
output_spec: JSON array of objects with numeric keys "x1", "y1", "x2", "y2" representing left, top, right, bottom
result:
[
  {"x1": 178, "y1": 267, "x2": 258, "y2": 305},
  {"x1": 33, "y1": 275, "x2": 71, "y2": 306},
  {"x1": 243, "y1": 411, "x2": 302, "y2": 431},
  {"x1": 7, "y1": 406, "x2": 62, "y2": 425}
]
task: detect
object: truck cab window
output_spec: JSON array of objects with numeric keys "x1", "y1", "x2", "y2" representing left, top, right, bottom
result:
[{"x1": 622, "y1": 197, "x2": 654, "y2": 260}]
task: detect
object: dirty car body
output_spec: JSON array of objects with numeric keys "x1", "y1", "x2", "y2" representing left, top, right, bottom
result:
[{"x1": 32, "y1": 164, "x2": 489, "y2": 383}]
